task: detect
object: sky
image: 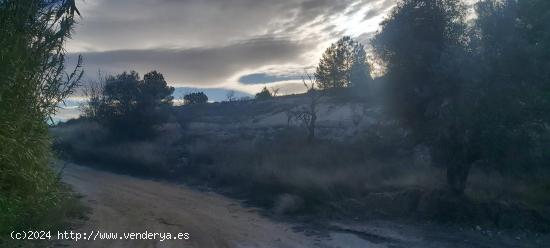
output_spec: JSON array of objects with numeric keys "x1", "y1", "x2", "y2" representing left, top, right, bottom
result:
[{"x1": 66, "y1": 0, "x2": 397, "y2": 97}]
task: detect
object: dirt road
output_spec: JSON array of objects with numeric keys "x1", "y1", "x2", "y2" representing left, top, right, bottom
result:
[
  {"x1": 60, "y1": 163, "x2": 547, "y2": 248},
  {"x1": 60, "y1": 163, "x2": 382, "y2": 248}
]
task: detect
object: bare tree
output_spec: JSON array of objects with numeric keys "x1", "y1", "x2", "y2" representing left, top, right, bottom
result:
[
  {"x1": 79, "y1": 71, "x2": 105, "y2": 118},
  {"x1": 289, "y1": 73, "x2": 322, "y2": 142},
  {"x1": 270, "y1": 87, "x2": 280, "y2": 97},
  {"x1": 226, "y1": 90, "x2": 236, "y2": 102}
]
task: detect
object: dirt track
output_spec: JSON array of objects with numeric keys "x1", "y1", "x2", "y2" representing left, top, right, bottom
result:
[
  {"x1": 60, "y1": 163, "x2": 381, "y2": 247},
  {"x1": 60, "y1": 163, "x2": 548, "y2": 248}
]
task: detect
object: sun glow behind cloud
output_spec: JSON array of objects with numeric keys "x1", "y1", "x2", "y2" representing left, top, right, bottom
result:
[
  {"x1": 63, "y1": 0, "x2": 400, "y2": 106},
  {"x1": 58, "y1": 0, "x2": 398, "y2": 121},
  {"x1": 334, "y1": 2, "x2": 386, "y2": 38}
]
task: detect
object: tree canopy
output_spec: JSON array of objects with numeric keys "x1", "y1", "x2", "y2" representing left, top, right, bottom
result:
[
  {"x1": 96, "y1": 71, "x2": 174, "y2": 138},
  {"x1": 0, "y1": 0, "x2": 82, "y2": 238},
  {"x1": 373, "y1": 0, "x2": 550, "y2": 195},
  {"x1": 183, "y1": 92, "x2": 208, "y2": 105},
  {"x1": 255, "y1": 86, "x2": 273, "y2": 100},
  {"x1": 373, "y1": 0, "x2": 468, "y2": 130},
  {"x1": 315, "y1": 36, "x2": 372, "y2": 90}
]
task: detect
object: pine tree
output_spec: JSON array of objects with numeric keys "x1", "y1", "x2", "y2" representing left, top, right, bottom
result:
[{"x1": 315, "y1": 37, "x2": 371, "y2": 90}]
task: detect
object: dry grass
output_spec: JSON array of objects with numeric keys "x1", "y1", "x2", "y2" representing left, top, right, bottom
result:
[
  {"x1": 182, "y1": 127, "x2": 441, "y2": 214},
  {"x1": 51, "y1": 115, "x2": 550, "y2": 229},
  {"x1": 51, "y1": 119, "x2": 185, "y2": 176}
]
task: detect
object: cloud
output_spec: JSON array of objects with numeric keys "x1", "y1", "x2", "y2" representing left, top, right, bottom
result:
[
  {"x1": 72, "y1": 37, "x2": 312, "y2": 88},
  {"x1": 68, "y1": 0, "x2": 397, "y2": 94},
  {"x1": 363, "y1": 0, "x2": 396, "y2": 21},
  {"x1": 238, "y1": 73, "x2": 302, "y2": 85},
  {"x1": 70, "y1": 0, "x2": 366, "y2": 52}
]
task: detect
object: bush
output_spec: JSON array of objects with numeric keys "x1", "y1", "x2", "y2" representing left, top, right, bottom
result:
[
  {"x1": 94, "y1": 71, "x2": 174, "y2": 139},
  {"x1": 183, "y1": 129, "x2": 435, "y2": 214},
  {"x1": 52, "y1": 120, "x2": 185, "y2": 176},
  {"x1": 183, "y1": 92, "x2": 208, "y2": 105},
  {"x1": 255, "y1": 87, "x2": 272, "y2": 100},
  {"x1": 0, "y1": 0, "x2": 83, "y2": 242}
]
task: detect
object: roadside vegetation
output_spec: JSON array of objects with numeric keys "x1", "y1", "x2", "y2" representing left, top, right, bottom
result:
[
  {"x1": 0, "y1": 0, "x2": 87, "y2": 246},
  {"x1": 53, "y1": 0, "x2": 550, "y2": 233}
]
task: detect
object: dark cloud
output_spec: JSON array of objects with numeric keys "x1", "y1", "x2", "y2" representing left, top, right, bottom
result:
[
  {"x1": 68, "y1": 0, "x2": 396, "y2": 92},
  {"x1": 238, "y1": 73, "x2": 302, "y2": 85},
  {"x1": 72, "y1": 0, "x2": 360, "y2": 51},
  {"x1": 71, "y1": 0, "x2": 393, "y2": 51},
  {"x1": 72, "y1": 37, "x2": 311, "y2": 87}
]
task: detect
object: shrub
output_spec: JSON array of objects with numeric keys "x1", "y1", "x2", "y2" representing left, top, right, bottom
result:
[
  {"x1": 255, "y1": 87, "x2": 272, "y2": 100},
  {"x1": 94, "y1": 71, "x2": 175, "y2": 139},
  {"x1": 183, "y1": 129, "x2": 433, "y2": 214},
  {"x1": 0, "y1": 0, "x2": 83, "y2": 242},
  {"x1": 52, "y1": 120, "x2": 185, "y2": 176},
  {"x1": 183, "y1": 92, "x2": 208, "y2": 105}
]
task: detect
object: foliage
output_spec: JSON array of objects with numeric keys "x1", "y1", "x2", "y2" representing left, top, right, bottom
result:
[
  {"x1": 315, "y1": 36, "x2": 372, "y2": 90},
  {"x1": 374, "y1": 0, "x2": 550, "y2": 195},
  {"x1": 464, "y1": 0, "x2": 550, "y2": 173},
  {"x1": 255, "y1": 86, "x2": 273, "y2": 100},
  {"x1": 373, "y1": 0, "x2": 468, "y2": 130},
  {"x1": 95, "y1": 70, "x2": 175, "y2": 139},
  {"x1": 183, "y1": 92, "x2": 208, "y2": 105},
  {"x1": 373, "y1": 0, "x2": 471, "y2": 194},
  {"x1": 434, "y1": 0, "x2": 550, "y2": 194},
  {"x1": 0, "y1": 0, "x2": 82, "y2": 241}
]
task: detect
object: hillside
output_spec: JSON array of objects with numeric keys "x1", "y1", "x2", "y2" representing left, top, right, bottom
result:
[{"x1": 174, "y1": 92, "x2": 383, "y2": 142}]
